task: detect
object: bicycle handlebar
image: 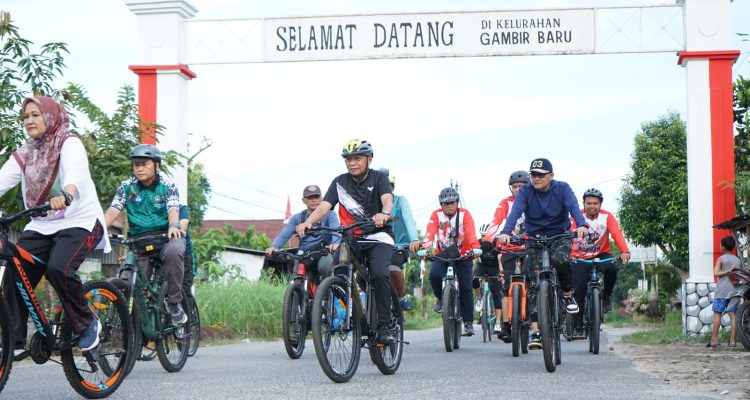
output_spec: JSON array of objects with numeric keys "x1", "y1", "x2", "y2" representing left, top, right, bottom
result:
[
  {"x1": 572, "y1": 257, "x2": 621, "y2": 266},
  {"x1": 0, "y1": 203, "x2": 52, "y2": 226},
  {"x1": 306, "y1": 217, "x2": 397, "y2": 235}
]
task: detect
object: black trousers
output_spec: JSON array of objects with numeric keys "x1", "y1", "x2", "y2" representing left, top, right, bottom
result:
[
  {"x1": 345, "y1": 240, "x2": 394, "y2": 325},
  {"x1": 7, "y1": 221, "x2": 103, "y2": 343}
]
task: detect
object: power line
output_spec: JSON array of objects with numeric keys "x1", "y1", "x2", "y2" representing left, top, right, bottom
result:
[
  {"x1": 212, "y1": 191, "x2": 283, "y2": 214},
  {"x1": 208, "y1": 173, "x2": 285, "y2": 199}
]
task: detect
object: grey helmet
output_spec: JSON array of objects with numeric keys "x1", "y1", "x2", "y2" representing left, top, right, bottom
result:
[
  {"x1": 582, "y1": 188, "x2": 603, "y2": 202},
  {"x1": 508, "y1": 170, "x2": 530, "y2": 185},
  {"x1": 438, "y1": 187, "x2": 460, "y2": 204},
  {"x1": 130, "y1": 144, "x2": 162, "y2": 163},
  {"x1": 341, "y1": 138, "x2": 373, "y2": 158}
]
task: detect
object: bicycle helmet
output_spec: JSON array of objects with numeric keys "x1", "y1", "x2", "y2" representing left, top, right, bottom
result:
[
  {"x1": 377, "y1": 167, "x2": 396, "y2": 184},
  {"x1": 438, "y1": 187, "x2": 460, "y2": 204},
  {"x1": 341, "y1": 139, "x2": 373, "y2": 158},
  {"x1": 508, "y1": 170, "x2": 530, "y2": 185},
  {"x1": 582, "y1": 188, "x2": 603, "y2": 202},
  {"x1": 130, "y1": 144, "x2": 162, "y2": 163}
]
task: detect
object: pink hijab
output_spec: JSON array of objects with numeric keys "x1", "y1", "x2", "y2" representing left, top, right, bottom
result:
[{"x1": 12, "y1": 96, "x2": 75, "y2": 208}]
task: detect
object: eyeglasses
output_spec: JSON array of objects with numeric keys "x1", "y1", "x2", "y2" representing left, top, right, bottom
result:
[
  {"x1": 530, "y1": 172, "x2": 549, "y2": 178},
  {"x1": 304, "y1": 195, "x2": 321, "y2": 200}
]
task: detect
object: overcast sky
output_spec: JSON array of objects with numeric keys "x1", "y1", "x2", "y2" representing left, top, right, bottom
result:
[{"x1": 4, "y1": 0, "x2": 750, "y2": 233}]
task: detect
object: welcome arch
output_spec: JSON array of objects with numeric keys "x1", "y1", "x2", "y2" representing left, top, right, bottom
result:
[{"x1": 124, "y1": 0, "x2": 739, "y2": 335}]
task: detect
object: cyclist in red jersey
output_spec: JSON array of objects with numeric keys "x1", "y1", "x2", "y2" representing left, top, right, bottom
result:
[
  {"x1": 420, "y1": 187, "x2": 482, "y2": 336},
  {"x1": 482, "y1": 170, "x2": 529, "y2": 342},
  {"x1": 296, "y1": 139, "x2": 397, "y2": 345},
  {"x1": 570, "y1": 188, "x2": 631, "y2": 336}
]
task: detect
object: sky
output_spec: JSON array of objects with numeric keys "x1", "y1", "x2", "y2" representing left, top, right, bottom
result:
[{"x1": 3, "y1": 0, "x2": 750, "y2": 234}]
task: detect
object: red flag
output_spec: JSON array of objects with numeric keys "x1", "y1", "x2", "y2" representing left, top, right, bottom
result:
[{"x1": 283, "y1": 195, "x2": 291, "y2": 222}]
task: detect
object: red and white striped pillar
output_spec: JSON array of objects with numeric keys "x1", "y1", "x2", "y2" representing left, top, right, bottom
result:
[
  {"x1": 679, "y1": 0, "x2": 738, "y2": 282},
  {"x1": 126, "y1": 0, "x2": 198, "y2": 203}
]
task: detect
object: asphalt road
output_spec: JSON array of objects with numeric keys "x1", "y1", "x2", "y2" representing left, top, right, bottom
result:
[{"x1": 2, "y1": 327, "x2": 709, "y2": 399}]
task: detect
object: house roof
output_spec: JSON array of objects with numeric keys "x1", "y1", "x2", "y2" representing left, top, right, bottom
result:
[{"x1": 200, "y1": 219, "x2": 299, "y2": 247}]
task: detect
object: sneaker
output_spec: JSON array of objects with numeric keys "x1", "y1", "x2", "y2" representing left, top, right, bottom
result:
[
  {"x1": 528, "y1": 331, "x2": 542, "y2": 350},
  {"x1": 400, "y1": 298, "x2": 414, "y2": 311},
  {"x1": 376, "y1": 324, "x2": 395, "y2": 346},
  {"x1": 498, "y1": 322, "x2": 511, "y2": 342},
  {"x1": 563, "y1": 295, "x2": 579, "y2": 314},
  {"x1": 463, "y1": 322, "x2": 474, "y2": 336},
  {"x1": 475, "y1": 299, "x2": 482, "y2": 313},
  {"x1": 573, "y1": 327, "x2": 585, "y2": 340},
  {"x1": 493, "y1": 324, "x2": 502, "y2": 334},
  {"x1": 78, "y1": 317, "x2": 102, "y2": 351},
  {"x1": 433, "y1": 299, "x2": 442, "y2": 313},
  {"x1": 603, "y1": 295, "x2": 612, "y2": 313},
  {"x1": 167, "y1": 302, "x2": 188, "y2": 325}
]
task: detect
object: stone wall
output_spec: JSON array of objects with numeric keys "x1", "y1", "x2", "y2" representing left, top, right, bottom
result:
[{"x1": 682, "y1": 282, "x2": 732, "y2": 336}]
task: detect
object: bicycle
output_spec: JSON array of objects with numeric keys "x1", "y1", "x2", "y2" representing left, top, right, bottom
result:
[
  {"x1": 308, "y1": 220, "x2": 405, "y2": 383},
  {"x1": 0, "y1": 204, "x2": 133, "y2": 398},
  {"x1": 500, "y1": 246, "x2": 531, "y2": 357},
  {"x1": 186, "y1": 294, "x2": 200, "y2": 357},
  {"x1": 276, "y1": 245, "x2": 330, "y2": 359},
  {"x1": 108, "y1": 233, "x2": 192, "y2": 375},
  {"x1": 571, "y1": 257, "x2": 620, "y2": 354},
  {"x1": 522, "y1": 232, "x2": 574, "y2": 373},
  {"x1": 422, "y1": 251, "x2": 475, "y2": 352}
]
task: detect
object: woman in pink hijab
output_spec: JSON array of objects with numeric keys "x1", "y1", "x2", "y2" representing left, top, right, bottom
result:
[{"x1": 0, "y1": 96, "x2": 110, "y2": 352}]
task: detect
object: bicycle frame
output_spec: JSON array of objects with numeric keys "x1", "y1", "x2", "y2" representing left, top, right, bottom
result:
[{"x1": 507, "y1": 257, "x2": 529, "y2": 322}]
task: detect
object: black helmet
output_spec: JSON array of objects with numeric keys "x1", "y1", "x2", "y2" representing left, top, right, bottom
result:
[
  {"x1": 130, "y1": 144, "x2": 161, "y2": 163},
  {"x1": 582, "y1": 188, "x2": 603, "y2": 202},
  {"x1": 377, "y1": 167, "x2": 395, "y2": 184},
  {"x1": 508, "y1": 170, "x2": 530, "y2": 185},
  {"x1": 341, "y1": 139, "x2": 373, "y2": 158},
  {"x1": 438, "y1": 187, "x2": 460, "y2": 204}
]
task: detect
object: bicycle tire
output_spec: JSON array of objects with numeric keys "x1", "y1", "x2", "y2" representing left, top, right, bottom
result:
[
  {"x1": 61, "y1": 280, "x2": 133, "y2": 399},
  {"x1": 369, "y1": 285, "x2": 404, "y2": 375},
  {"x1": 312, "y1": 275, "x2": 361, "y2": 383},
  {"x1": 452, "y1": 287, "x2": 462, "y2": 350},
  {"x1": 737, "y1": 301, "x2": 750, "y2": 351},
  {"x1": 441, "y1": 284, "x2": 455, "y2": 352},
  {"x1": 590, "y1": 288, "x2": 601, "y2": 355},
  {"x1": 564, "y1": 313, "x2": 574, "y2": 342},
  {"x1": 186, "y1": 296, "x2": 201, "y2": 357},
  {"x1": 282, "y1": 283, "x2": 306, "y2": 359},
  {"x1": 155, "y1": 284, "x2": 189, "y2": 372},
  {"x1": 0, "y1": 298, "x2": 12, "y2": 395},
  {"x1": 511, "y1": 287, "x2": 521, "y2": 357},
  {"x1": 521, "y1": 321, "x2": 529, "y2": 354},
  {"x1": 554, "y1": 294, "x2": 562, "y2": 366},
  {"x1": 538, "y1": 280, "x2": 555, "y2": 372},
  {"x1": 106, "y1": 277, "x2": 140, "y2": 377},
  {"x1": 481, "y1": 290, "x2": 489, "y2": 343}
]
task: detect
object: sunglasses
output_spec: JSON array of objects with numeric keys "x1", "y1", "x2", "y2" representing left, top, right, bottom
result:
[
  {"x1": 304, "y1": 195, "x2": 321, "y2": 200},
  {"x1": 530, "y1": 172, "x2": 549, "y2": 178}
]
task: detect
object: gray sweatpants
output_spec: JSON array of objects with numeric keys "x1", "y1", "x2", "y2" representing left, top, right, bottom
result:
[{"x1": 138, "y1": 237, "x2": 185, "y2": 304}]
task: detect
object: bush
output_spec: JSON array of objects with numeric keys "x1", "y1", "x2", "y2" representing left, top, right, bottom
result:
[{"x1": 622, "y1": 287, "x2": 649, "y2": 315}]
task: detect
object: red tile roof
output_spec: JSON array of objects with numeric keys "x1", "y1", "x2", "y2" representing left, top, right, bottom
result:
[{"x1": 200, "y1": 219, "x2": 299, "y2": 247}]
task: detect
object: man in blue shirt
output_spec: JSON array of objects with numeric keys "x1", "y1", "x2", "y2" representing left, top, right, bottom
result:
[
  {"x1": 266, "y1": 185, "x2": 340, "y2": 277},
  {"x1": 378, "y1": 168, "x2": 420, "y2": 311},
  {"x1": 498, "y1": 158, "x2": 588, "y2": 350}
]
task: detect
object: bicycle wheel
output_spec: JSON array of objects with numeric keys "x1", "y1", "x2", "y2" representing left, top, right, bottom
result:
[
  {"x1": 441, "y1": 283, "x2": 455, "y2": 353},
  {"x1": 61, "y1": 280, "x2": 132, "y2": 399},
  {"x1": 480, "y1": 290, "x2": 489, "y2": 343},
  {"x1": 311, "y1": 276, "x2": 361, "y2": 383},
  {"x1": 554, "y1": 294, "x2": 562, "y2": 366},
  {"x1": 737, "y1": 301, "x2": 750, "y2": 351},
  {"x1": 369, "y1": 285, "x2": 404, "y2": 375},
  {"x1": 452, "y1": 287, "x2": 462, "y2": 350},
  {"x1": 564, "y1": 313, "x2": 574, "y2": 342},
  {"x1": 282, "y1": 283, "x2": 306, "y2": 359},
  {"x1": 590, "y1": 288, "x2": 601, "y2": 355},
  {"x1": 186, "y1": 296, "x2": 201, "y2": 357},
  {"x1": 106, "y1": 277, "x2": 140, "y2": 377},
  {"x1": 538, "y1": 280, "x2": 555, "y2": 372},
  {"x1": 0, "y1": 298, "x2": 13, "y2": 395},
  {"x1": 155, "y1": 284, "x2": 190, "y2": 372},
  {"x1": 511, "y1": 287, "x2": 521, "y2": 357}
]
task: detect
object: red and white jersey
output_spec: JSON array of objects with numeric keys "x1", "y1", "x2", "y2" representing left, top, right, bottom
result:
[
  {"x1": 482, "y1": 195, "x2": 525, "y2": 251},
  {"x1": 571, "y1": 208, "x2": 629, "y2": 259},
  {"x1": 422, "y1": 207, "x2": 480, "y2": 256}
]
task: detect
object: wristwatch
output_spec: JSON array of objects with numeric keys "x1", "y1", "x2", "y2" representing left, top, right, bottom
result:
[{"x1": 169, "y1": 222, "x2": 180, "y2": 229}]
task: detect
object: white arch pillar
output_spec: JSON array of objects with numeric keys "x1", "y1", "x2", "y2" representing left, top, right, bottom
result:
[
  {"x1": 126, "y1": 0, "x2": 198, "y2": 203},
  {"x1": 678, "y1": 0, "x2": 738, "y2": 283}
]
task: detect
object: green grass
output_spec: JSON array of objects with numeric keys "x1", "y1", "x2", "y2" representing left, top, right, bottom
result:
[
  {"x1": 619, "y1": 309, "x2": 733, "y2": 345},
  {"x1": 404, "y1": 296, "x2": 443, "y2": 330}
]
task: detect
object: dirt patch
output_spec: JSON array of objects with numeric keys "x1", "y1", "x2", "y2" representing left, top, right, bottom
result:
[
  {"x1": 606, "y1": 325, "x2": 750, "y2": 399},
  {"x1": 201, "y1": 324, "x2": 236, "y2": 341}
]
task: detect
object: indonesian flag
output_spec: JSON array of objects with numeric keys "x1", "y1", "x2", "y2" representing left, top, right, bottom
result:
[{"x1": 283, "y1": 195, "x2": 291, "y2": 223}]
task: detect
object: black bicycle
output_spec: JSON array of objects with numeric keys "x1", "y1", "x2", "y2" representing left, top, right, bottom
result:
[
  {"x1": 277, "y1": 245, "x2": 330, "y2": 359},
  {"x1": 308, "y1": 220, "x2": 405, "y2": 383},
  {"x1": 108, "y1": 233, "x2": 192, "y2": 375},
  {"x1": 0, "y1": 204, "x2": 133, "y2": 398},
  {"x1": 523, "y1": 232, "x2": 573, "y2": 373},
  {"x1": 423, "y1": 252, "x2": 474, "y2": 352},
  {"x1": 571, "y1": 257, "x2": 620, "y2": 354},
  {"x1": 186, "y1": 294, "x2": 200, "y2": 357}
]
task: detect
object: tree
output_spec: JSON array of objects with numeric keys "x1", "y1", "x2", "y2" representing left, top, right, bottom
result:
[
  {"x1": 619, "y1": 112, "x2": 689, "y2": 275},
  {"x1": 188, "y1": 162, "x2": 211, "y2": 228},
  {"x1": 729, "y1": 76, "x2": 750, "y2": 213},
  {"x1": 0, "y1": 10, "x2": 68, "y2": 215}
]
